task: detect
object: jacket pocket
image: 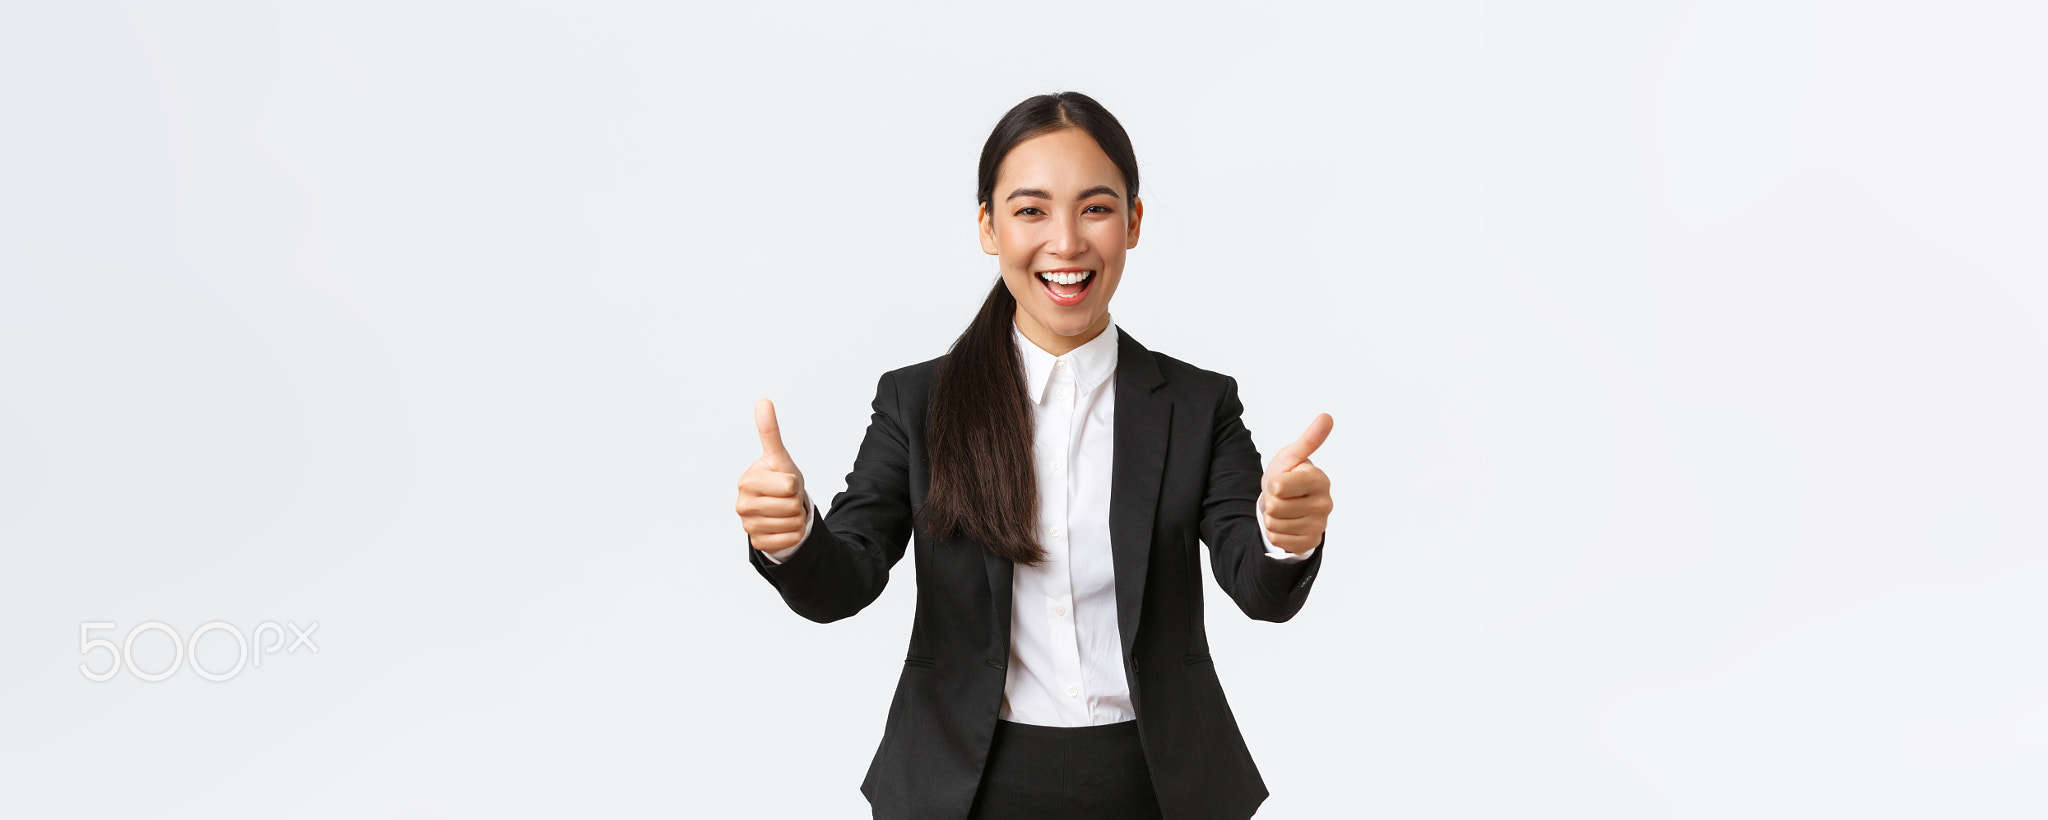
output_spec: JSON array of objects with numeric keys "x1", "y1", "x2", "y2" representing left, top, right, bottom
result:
[
  {"x1": 904, "y1": 654, "x2": 936, "y2": 669},
  {"x1": 1182, "y1": 652, "x2": 1213, "y2": 666}
]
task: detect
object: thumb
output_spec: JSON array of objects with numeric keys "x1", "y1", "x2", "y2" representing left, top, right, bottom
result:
[
  {"x1": 1267, "y1": 413, "x2": 1333, "y2": 475},
  {"x1": 755, "y1": 398, "x2": 796, "y2": 471}
]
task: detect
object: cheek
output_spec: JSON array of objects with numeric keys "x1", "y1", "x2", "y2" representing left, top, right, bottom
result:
[
  {"x1": 996, "y1": 224, "x2": 1036, "y2": 255},
  {"x1": 1087, "y1": 224, "x2": 1128, "y2": 257}
]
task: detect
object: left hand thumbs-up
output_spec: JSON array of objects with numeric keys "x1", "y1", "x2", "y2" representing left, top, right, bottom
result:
[{"x1": 1261, "y1": 413, "x2": 1334, "y2": 555}]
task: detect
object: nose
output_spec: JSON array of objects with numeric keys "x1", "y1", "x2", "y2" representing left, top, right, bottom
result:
[{"x1": 1048, "y1": 212, "x2": 1088, "y2": 258}]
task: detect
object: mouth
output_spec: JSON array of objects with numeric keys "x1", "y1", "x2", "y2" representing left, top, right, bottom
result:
[{"x1": 1036, "y1": 269, "x2": 1095, "y2": 307}]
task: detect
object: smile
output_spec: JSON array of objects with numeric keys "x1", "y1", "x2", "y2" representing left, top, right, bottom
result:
[{"x1": 1037, "y1": 270, "x2": 1094, "y2": 307}]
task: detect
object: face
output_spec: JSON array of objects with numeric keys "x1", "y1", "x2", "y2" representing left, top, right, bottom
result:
[{"x1": 978, "y1": 128, "x2": 1143, "y2": 355}]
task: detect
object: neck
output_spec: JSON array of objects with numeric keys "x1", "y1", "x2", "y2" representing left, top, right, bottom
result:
[{"x1": 1013, "y1": 311, "x2": 1110, "y2": 357}]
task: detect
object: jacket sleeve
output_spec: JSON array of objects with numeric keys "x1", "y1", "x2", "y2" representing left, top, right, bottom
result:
[
  {"x1": 745, "y1": 370, "x2": 916, "y2": 623},
  {"x1": 1199, "y1": 375, "x2": 1324, "y2": 622}
]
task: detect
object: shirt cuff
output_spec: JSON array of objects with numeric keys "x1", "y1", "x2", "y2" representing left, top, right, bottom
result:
[
  {"x1": 759, "y1": 493, "x2": 816, "y2": 565},
  {"x1": 1257, "y1": 491, "x2": 1316, "y2": 564}
]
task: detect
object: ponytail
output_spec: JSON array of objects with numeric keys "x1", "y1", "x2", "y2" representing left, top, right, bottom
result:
[{"x1": 921, "y1": 277, "x2": 1045, "y2": 565}]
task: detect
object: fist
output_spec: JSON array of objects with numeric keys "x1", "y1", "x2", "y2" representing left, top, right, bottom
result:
[
  {"x1": 1261, "y1": 413, "x2": 1334, "y2": 554},
  {"x1": 737, "y1": 398, "x2": 809, "y2": 553}
]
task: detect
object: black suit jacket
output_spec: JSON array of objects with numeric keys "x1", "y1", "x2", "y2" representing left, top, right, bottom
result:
[{"x1": 746, "y1": 328, "x2": 1325, "y2": 820}]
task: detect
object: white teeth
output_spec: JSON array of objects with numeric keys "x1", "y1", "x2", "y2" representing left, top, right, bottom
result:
[{"x1": 1038, "y1": 271, "x2": 1094, "y2": 285}]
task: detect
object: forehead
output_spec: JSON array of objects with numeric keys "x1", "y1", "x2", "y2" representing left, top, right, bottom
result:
[{"x1": 997, "y1": 128, "x2": 1124, "y2": 196}]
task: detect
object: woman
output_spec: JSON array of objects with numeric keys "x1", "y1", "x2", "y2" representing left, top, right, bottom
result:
[{"x1": 735, "y1": 91, "x2": 1335, "y2": 820}]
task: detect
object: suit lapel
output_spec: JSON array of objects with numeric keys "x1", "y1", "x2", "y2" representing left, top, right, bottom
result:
[
  {"x1": 982, "y1": 328, "x2": 1169, "y2": 664},
  {"x1": 1108, "y1": 330, "x2": 1169, "y2": 662}
]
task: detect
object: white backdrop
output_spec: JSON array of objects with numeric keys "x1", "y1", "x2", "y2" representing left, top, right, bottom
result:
[{"x1": 3, "y1": 2, "x2": 2044, "y2": 817}]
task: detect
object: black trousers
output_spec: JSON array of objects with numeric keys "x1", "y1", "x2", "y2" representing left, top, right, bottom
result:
[{"x1": 966, "y1": 719, "x2": 1164, "y2": 819}]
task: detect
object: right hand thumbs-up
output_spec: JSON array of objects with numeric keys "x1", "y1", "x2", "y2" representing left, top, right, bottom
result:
[{"x1": 737, "y1": 398, "x2": 809, "y2": 553}]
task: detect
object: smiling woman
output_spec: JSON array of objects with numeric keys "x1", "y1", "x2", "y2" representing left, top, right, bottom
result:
[{"x1": 737, "y1": 91, "x2": 1335, "y2": 820}]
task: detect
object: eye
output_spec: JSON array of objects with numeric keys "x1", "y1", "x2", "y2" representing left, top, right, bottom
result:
[
  {"x1": 1015, "y1": 207, "x2": 1045, "y2": 216},
  {"x1": 1085, "y1": 204, "x2": 1113, "y2": 214}
]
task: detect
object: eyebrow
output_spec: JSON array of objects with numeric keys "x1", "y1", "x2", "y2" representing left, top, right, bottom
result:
[{"x1": 1005, "y1": 185, "x2": 1123, "y2": 202}]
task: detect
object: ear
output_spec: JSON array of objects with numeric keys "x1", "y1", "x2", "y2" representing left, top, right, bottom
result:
[
  {"x1": 978, "y1": 203, "x2": 999, "y2": 256},
  {"x1": 1125, "y1": 195, "x2": 1143, "y2": 249}
]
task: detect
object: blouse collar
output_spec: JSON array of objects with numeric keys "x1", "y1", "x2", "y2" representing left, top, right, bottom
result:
[{"x1": 1012, "y1": 317, "x2": 1120, "y2": 406}]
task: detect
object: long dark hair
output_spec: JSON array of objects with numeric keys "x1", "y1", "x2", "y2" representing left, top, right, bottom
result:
[{"x1": 919, "y1": 91, "x2": 1141, "y2": 566}]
